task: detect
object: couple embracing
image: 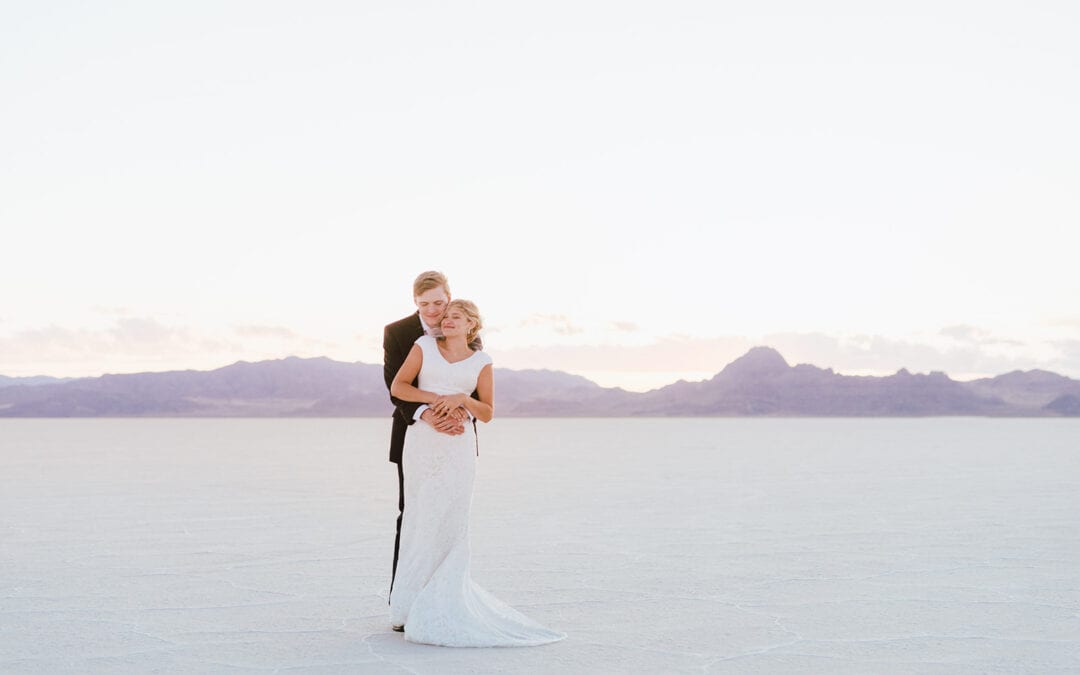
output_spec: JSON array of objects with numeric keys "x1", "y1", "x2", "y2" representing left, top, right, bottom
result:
[{"x1": 381, "y1": 271, "x2": 565, "y2": 648}]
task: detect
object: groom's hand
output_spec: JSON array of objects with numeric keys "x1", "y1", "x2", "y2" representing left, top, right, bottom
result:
[{"x1": 420, "y1": 408, "x2": 465, "y2": 435}]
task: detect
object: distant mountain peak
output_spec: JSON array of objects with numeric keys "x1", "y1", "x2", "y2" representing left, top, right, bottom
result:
[
  {"x1": 988, "y1": 369, "x2": 1072, "y2": 386},
  {"x1": 717, "y1": 346, "x2": 790, "y2": 379},
  {"x1": 282, "y1": 355, "x2": 332, "y2": 362}
]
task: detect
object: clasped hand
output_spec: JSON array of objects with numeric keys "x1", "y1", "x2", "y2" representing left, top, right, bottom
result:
[
  {"x1": 421, "y1": 395, "x2": 469, "y2": 435},
  {"x1": 431, "y1": 393, "x2": 468, "y2": 417}
]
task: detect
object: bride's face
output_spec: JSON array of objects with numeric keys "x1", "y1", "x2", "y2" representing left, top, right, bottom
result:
[{"x1": 440, "y1": 308, "x2": 474, "y2": 338}]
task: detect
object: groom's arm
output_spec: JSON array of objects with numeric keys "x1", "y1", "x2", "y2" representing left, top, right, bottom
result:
[
  {"x1": 384, "y1": 325, "x2": 464, "y2": 434},
  {"x1": 384, "y1": 325, "x2": 422, "y2": 425}
]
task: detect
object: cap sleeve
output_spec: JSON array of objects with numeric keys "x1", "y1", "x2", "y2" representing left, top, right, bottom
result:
[
  {"x1": 475, "y1": 351, "x2": 493, "y2": 368},
  {"x1": 413, "y1": 334, "x2": 436, "y2": 355}
]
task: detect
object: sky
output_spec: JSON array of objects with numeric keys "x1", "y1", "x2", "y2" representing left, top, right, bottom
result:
[{"x1": 3, "y1": 1, "x2": 1079, "y2": 391}]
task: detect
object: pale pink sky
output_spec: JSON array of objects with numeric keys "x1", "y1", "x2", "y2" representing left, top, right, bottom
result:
[{"x1": 3, "y1": 2, "x2": 1079, "y2": 389}]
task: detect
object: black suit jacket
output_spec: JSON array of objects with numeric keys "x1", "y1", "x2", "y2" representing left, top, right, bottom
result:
[{"x1": 383, "y1": 312, "x2": 483, "y2": 464}]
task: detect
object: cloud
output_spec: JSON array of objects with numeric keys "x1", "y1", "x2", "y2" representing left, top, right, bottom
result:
[
  {"x1": 0, "y1": 318, "x2": 249, "y2": 376},
  {"x1": 233, "y1": 324, "x2": 338, "y2": 351},
  {"x1": 493, "y1": 335, "x2": 752, "y2": 374},
  {"x1": 1049, "y1": 339, "x2": 1080, "y2": 374},
  {"x1": 1047, "y1": 316, "x2": 1080, "y2": 328},
  {"x1": 939, "y1": 324, "x2": 1025, "y2": 347},
  {"x1": 1, "y1": 315, "x2": 356, "y2": 377},
  {"x1": 940, "y1": 324, "x2": 984, "y2": 342},
  {"x1": 5, "y1": 318, "x2": 1077, "y2": 384},
  {"x1": 0, "y1": 319, "x2": 241, "y2": 363},
  {"x1": 493, "y1": 330, "x2": 1075, "y2": 385},
  {"x1": 762, "y1": 332, "x2": 948, "y2": 372},
  {"x1": 92, "y1": 305, "x2": 133, "y2": 317},
  {"x1": 110, "y1": 317, "x2": 190, "y2": 344},
  {"x1": 554, "y1": 324, "x2": 584, "y2": 336},
  {"x1": 234, "y1": 324, "x2": 298, "y2": 339},
  {"x1": 759, "y1": 332, "x2": 1042, "y2": 378},
  {"x1": 354, "y1": 333, "x2": 382, "y2": 348},
  {"x1": 517, "y1": 314, "x2": 584, "y2": 336}
]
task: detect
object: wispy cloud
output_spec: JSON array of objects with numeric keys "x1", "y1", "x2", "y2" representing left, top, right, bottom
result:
[
  {"x1": 109, "y1": 317, "x2": 201, "y2": 345},
  {"x1": 234, "y1": 324, "x2": 298, "y2": 339},
  {"x1": 1047, "y1": 316, "x2": 1080, "y2": 328},
  {"x1": 0, "y1": 318, "x2": 339, "y2": 377},
  {"x1": 517, "y1": 314, "x2": 584, "y2": 336},
  {"x1": 493, "y1": 335, "x2": 752, "y2": 374},
  {"x1": 92, "y1": 305, "x2": 133, "y2": 317},
  {"x1": 939, "y1": 324, "x2": 1024, "y2": 347},
  {"x1": 0, "y1": 319, "x2": 241, "y2": 375},
  {"x1": 231, "y1": 324, "x2": 338, "y2": 351},
  {"x1": 493, "y1": 329, "x2": 1073, "y2": 386},
  {"x1": 354, "y1": 333, "x2": 382, "y2": 349},
  {"x1": 5, "y1": 319, "x2": 1076, "y2": 386},
  {"x1": 758, "y1": 330, "x2": 1059, "y2": 379},
  {"x1": 1050, "y1": 339, "x2": 1080, "y2": 374},
  {"x1": 939, "y1": 324, "x2": 986, "y2": 342}
]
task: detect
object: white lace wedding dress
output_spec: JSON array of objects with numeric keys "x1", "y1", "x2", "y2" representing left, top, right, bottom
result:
[{"x1": 389, "y1": 335, "x2": 565, "y2": 648}]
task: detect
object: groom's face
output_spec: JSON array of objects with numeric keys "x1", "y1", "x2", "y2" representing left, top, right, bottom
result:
[{"x1": 415, "y1": 287, "x2": 450, "y2": 330}]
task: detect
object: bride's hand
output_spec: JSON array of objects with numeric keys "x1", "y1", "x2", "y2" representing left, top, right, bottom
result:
[{"x1": 432, "y1": 393, "x2": 468, "y2": 415}]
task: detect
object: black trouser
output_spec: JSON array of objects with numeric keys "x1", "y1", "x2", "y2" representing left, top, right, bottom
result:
[{"x1": 389, "y1": 459, "x2": 404, "y2": 600}]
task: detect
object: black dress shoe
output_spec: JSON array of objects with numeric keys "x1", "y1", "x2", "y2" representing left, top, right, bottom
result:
[{"x1": 392, "y1": 624, "x2": 405, "y2": 632}]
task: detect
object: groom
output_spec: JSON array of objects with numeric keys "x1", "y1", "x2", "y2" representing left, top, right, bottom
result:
[{"x1": 383, "y1": 271, "x2": 480, "y2": 602}]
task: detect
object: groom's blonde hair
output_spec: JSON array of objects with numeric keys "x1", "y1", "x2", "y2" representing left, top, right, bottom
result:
[
  {"x1": 448, "y1": 299, "x2": 482, "y2": 343},
  {"x1": 413, "y1": 271, "x2": 450, "y2": 298}
]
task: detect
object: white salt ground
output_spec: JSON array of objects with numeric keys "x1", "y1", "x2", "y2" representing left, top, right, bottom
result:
[{"x1": 1, "y1": 417, "x2": 1078, "y2": 673}]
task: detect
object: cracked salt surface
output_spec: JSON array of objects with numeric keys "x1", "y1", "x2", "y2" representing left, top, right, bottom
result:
[{"x1": 2, "y1": 417, "x2": 1079, "y2": 673}]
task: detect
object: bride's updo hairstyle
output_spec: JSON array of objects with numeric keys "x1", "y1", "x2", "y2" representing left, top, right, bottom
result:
[{"x1": 447, "y1": 299, "x2": 482, "y2": 343}]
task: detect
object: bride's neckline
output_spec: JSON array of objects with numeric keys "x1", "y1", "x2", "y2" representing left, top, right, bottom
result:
[{"x1": 434, "y1": 337, "x2": 479, "y2": 364}]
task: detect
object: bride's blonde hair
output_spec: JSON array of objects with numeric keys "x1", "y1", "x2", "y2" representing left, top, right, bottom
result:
[{"x1": 447, "y1": 299, "x2": 482, "y2": 343}]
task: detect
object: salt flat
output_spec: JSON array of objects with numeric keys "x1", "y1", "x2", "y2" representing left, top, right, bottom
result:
[{"x1": 1, "y1": 418, "x2": 1078, "y2": 673}]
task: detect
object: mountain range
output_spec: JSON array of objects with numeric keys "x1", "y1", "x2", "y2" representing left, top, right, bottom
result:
[
  {"x1": 0, "y1": 374, "x2": 74, "y2": 388},
  {"x1": 1, "y1": 347, "x2": 1078, "y2": 417}
]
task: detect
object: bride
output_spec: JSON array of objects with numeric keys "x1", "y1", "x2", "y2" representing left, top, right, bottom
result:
[{"x1": 389, "y1": 299, "x2": 565, "y2": 647}]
